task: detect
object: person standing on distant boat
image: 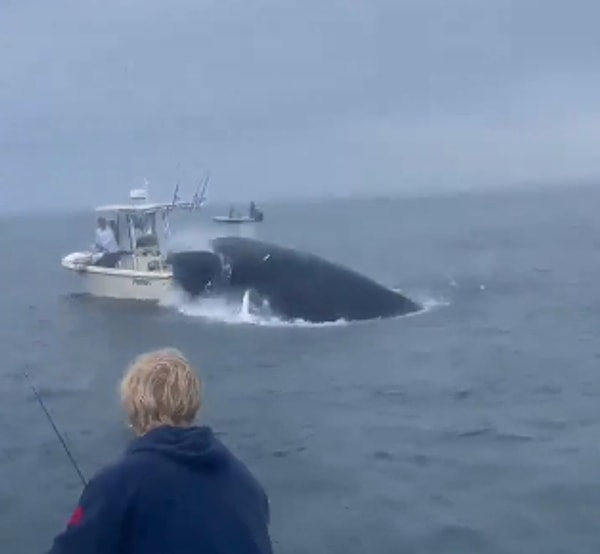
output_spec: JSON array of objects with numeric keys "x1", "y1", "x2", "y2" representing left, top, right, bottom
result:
[{"x1": 45, "y1": 348, "x2": 273, "y2": 554}]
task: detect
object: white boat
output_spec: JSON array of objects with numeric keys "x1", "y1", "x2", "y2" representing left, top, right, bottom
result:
[
  {"x1": 61, "y1": 189, "x2": 176, "y2": 301},
  {"x1": 213, "y1": 202, "x2": 264, "y2": 223},
  {"x1": 212, "y1": 215, "x2": 258, "y2": 224}
]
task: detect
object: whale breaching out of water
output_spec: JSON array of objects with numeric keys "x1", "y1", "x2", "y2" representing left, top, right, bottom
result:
[{"x1": 166, "y1": 237, "x2": 420, "y2": 323}]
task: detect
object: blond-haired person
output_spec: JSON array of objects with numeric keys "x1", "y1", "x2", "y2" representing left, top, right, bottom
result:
[{"x1": 46, "y1": 348, "x2": 273, "y2": 554}]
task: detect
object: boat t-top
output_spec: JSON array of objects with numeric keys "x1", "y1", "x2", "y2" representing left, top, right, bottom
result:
[{"x1": 61, "y1": 188, "x2": 176, "y2": 301}]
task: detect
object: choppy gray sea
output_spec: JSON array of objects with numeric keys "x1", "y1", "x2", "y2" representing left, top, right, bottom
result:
[{"x1": 2, "y1": 185, "x2": 600, "y2": 553}]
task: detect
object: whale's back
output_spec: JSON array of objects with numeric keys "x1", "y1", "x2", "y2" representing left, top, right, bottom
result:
[{"x1": 211, "y1": 237, "x2": 419, "y2": 322}]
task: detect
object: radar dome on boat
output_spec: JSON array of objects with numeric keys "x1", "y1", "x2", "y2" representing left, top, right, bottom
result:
[{"x1": 129, "y1": 188, "x2": 148, "y2": 201}]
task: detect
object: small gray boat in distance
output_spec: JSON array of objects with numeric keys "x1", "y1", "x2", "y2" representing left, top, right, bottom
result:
[{"x1": 213, "y1": 201, "x2": 264, "y2": 223}]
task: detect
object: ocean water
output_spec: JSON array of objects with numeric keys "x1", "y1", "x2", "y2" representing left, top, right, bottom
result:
[{"x1": 1, "y1": 184, "x2": 600, "y2": 553}]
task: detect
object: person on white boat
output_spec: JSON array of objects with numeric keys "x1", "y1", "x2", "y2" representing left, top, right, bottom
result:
[
  {"x1": 93, "y1": 217, "x2": 120, "y2": 267},
  {"x1": 95, "y1": 217, "x2": 119, "y2": 254}
]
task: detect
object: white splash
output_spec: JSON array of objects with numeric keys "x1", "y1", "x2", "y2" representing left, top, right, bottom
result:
[
  {"x1": 165, "y1": 227, "x2": 215, "y2": 252},
  {"x1": 161, "y1": 287, "x2": 348, "y2": 327},
  {"x1": 392, "y1": 288, "x2": 450, "y2": 315},
  {"x1": 161, "y1": 286, "x2": 449, "y2": 327}
]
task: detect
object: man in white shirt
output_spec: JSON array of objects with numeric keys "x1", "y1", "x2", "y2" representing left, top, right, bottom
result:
[
  {"x1": 93, "y1": 217, "x2": 119, "y2": 267},
  {"x1": 95, "y1": 217, "x2": 118, "y2": 254}
]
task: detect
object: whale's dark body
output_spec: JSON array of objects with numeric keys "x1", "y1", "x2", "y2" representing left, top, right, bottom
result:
[{"x1": 166, "y1": 237, "x2": 420, "y2": 322}]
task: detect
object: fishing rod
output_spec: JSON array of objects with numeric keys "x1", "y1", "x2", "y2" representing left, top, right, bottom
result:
[{"x1": 23, "y1": 370, "x2": 88, "y2": 487}]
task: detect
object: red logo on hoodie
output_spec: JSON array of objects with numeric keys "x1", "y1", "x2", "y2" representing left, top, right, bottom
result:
[{"x1": 68, "y1": 506, "x2": 84, "y2": 527}]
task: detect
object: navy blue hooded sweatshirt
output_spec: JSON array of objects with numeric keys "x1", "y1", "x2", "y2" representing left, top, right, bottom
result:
[{"x1": 46, "y1": 425, "x2": 273, "y2": 554}]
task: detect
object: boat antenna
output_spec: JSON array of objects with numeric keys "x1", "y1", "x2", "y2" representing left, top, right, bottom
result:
[
  {"x1": 23, "y1": 370, "x2": 87, "y2": 487},
  {"x1": 196, "y1": 171, "x2": 210, "y2": 205}
]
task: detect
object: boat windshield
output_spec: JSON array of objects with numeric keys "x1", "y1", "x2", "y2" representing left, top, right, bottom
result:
[
  {"x1": 129, "y1": 211, "x2": 160, "y2": 250},
  {"x1": 103, "y1": 210, "x2": 164, "y2": 252},
  {"x1": 130, "y1": 211, "x2": 156, "y2": 237}
]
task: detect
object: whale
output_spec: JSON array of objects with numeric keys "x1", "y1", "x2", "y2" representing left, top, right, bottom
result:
[{"x1": 165, "y1": 236, "x2": 421, "y2": 322}]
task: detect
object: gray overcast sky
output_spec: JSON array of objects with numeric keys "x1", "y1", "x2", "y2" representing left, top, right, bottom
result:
[{"x1": 1, "y1": 0, "x2": 599, "y2": 211}]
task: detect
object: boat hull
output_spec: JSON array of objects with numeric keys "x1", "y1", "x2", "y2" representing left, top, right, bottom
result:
[
  {"x1": 61, "y1": 256, "x2": 173, "y2": 301},
  {"x1": 212, "y1": 216, "x2": 260, "y2": 224}
]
